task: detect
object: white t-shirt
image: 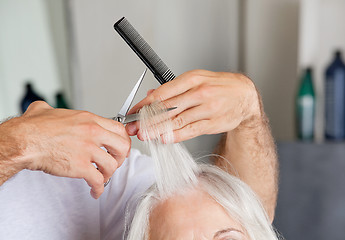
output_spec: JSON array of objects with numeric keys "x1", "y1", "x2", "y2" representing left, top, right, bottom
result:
[{"x1": 0, "y1": 149, "x2": 155, "y2": 240}]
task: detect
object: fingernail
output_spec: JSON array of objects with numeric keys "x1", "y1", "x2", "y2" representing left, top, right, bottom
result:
[
  {"x1": 137, "y1": 130, "x2": 144, "y2": 141},
  {"x1": 127, "y1": 123, "x2": 137, "y2": 135}
]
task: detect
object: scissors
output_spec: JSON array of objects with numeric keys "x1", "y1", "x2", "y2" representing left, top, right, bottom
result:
[{"x1": 103, "y1": 69, "x2": 176, "y2": 187}]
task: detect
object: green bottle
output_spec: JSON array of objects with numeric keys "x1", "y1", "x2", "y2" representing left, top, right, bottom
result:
[
  {"x1": 56, "y1": 92, "x2": 70, "y2": 109},
  {"x1": 296, "y1": 68, "x2": 316, "y2": 140}
]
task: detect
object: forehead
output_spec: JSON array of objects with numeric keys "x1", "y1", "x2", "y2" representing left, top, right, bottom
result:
[{"x1": 149, "y1": 189, "x2": 245, "y2": 240}]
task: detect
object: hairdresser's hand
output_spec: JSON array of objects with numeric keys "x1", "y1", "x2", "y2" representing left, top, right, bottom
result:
[
  {"x1": 0, "y1": 101, "x2": 130, "y2": 199},
  {"x1": 126, "y1": 70, "x2": 261, "y2": 142}
]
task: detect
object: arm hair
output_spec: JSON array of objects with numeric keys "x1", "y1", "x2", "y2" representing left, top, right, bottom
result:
[
  {"x1": 0, "y1": 117, "x2": 27, "y2": 186},
  {"x1": 214, "y1": 85, "x2": 278, "y2": 222}
]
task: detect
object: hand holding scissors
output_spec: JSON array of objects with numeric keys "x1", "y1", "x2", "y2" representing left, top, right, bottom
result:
[{"x1": 103, "y1": 69, "x2": 176, "y2": 187}]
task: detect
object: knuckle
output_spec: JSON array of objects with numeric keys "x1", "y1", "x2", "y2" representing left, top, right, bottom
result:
[
  {"x1": 236, "y1": 74, "x2": 258, "y2": 98},
  {"x1": 186, "y1": 122, "x2": 202, "y2": 137},
  {"x1": 113, "y1": 120, "x2": 123, "y2": 128},
  {"x1": 108, "y1": 120, "x2": 126, "y2": 136},
  {"x1": 31, "y1": 100, "x2": 47, "y2": 108},
  {"x1": 121, "y1": 137, "x2": 131, "y2": 153},
  {"x1": 187, "y1": 72, "x2": 201, "y2": 85},
  {"x1": 238, "y1": 73, "x2": 254, "y2": 87},
  {"x1": 26, "y1": 101, "x2": 49, "y2": 112},
  {"x1": 78, "y1": 111, "x2": 94, "y2": 120},
  {"x1": 78, "y1": 160, "x2": 91, "y2": 172},
  {"x1": 185, "y1": 69, "x2": 210, "y2": 84},
  {"x1": 110, "y1": 161, "x2": 119, "y2": 172},
  {"x1": 173, "y1": 115, "x2": 185, "y2": 129},
  {"x1": 116, "y1": 122, "x2": 128, "y2": 135},
  {"x1": 186, "y1": 123, "x2": 196, "y2": 134},
  {"x1": 207, "y1": 99, "x2": 222, "y2": 113},
  {"x1": 82, "y1": 122, "x2": 101, "y2": 135},
  {"x1": 82, "y1": 141, "x2": 95, "y2": 150},
  {"x1": 147, "y1": 91, "x2": 160, "y2": 102},
  {"x1": 113, "y1": 137, "x2": 130, "y2": 157},
  {"x1": 107, "y1": 137, "x2": 130, "y2": 160},
  {"x1": 192, "y1": 69, "x2": 207, "y2": 75},
  {"x1": 197, "y1": 85, "x2": 213, "y2": 99}
]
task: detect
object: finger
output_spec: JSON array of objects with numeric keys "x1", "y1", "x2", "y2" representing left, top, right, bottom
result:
[
  {"x1": 147, "y1": 89, "x2": 155, "y2": 96},
  {"x1": 173, "y1": 120, "x2": 211, "y2": 143},
  {"x1": 161, "y1": 89, "x2": 202, "y2": 117},
  {"x1": 91, "y1": 147, "x2": 119, "y2": 182},
  {"x1": 86, "y1": 114, "x2": 131, "y2": 158},
  {"x1": 93, "y1": 115, "x2": 128, "y2": 137},
  {"x1": 127, "y1": 71, "x2": 205, "y2": 115},
  {"x1": 83, "y1": 166, "x2": 105, "y2": 199},
  {"x1": 126, "y1": 121, "x2": 140, "y2": 136},
  {"x1": 171, "y1": 105, "x2": 211, "y2": 130},
  {"x1": 92, "y1": 116, "x2": 131, "y2": 158},
  {"x1": 136, "y1": 105, "x2": 207, "y2": 141},
  {"x1": 126, "y1": 106, "x2": 174, "y2": 136},
  {"x1": 126, "y1": 89, "x2": 201, "y2": 136},
  {"x1": 93, "y1": 128, "x2": 130, "y2": 166},
  {"x1": 75, "y1": 112, "x2": 131, "y2": 158}
]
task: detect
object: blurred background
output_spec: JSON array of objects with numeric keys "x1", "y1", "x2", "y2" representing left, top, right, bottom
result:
[{"x1": 1, "y1": 0, "x2": 345, "y2": 239}]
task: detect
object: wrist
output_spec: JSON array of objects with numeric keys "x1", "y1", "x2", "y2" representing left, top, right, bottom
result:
[
  {"x1": 0, "y1": 117, "x2": 30, "y2": 172},
  {"x1": 238, "y1": 75, "x2": 265, "y2": 130}
]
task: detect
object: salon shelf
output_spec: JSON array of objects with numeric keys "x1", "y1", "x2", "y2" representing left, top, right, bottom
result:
[
  {"x1": 274, "y1": 141, "x2": 345, "y2": 240},
  {"x1": 298, "y1": 0, "x2": 345, "y2": 142}
]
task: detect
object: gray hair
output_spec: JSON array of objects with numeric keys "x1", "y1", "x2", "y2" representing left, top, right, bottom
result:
[{"x1": 125, "y1": 102, "x2": 279, "y2": 240}]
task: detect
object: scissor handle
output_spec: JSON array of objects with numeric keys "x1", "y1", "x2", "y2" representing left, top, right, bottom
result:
[
  {"x1": 115, "y1": 116, "x2": 124, "y2": 123},
  {"x1": 102, "y1": 115, "x2": 126, "y2": 187},
  {"x1": 104, "y1": 178, "x2": 111, "y2": 187}
]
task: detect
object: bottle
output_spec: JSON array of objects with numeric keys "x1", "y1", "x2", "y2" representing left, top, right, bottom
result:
[
  {"x1": 55, "y1": 92, "x2": 69, "y2": 109},
  {"x1": 296, "y1": 68, "x2": 316, "y2": 141},
  {"x1": 325, "y1": 50, "x2": 345, "y2": 140},
  {"x1": 20, "y1": 82, "x2": 45, "y2": 113}
]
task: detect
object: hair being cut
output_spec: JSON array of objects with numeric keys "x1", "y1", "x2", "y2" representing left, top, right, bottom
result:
[{"x1": 125, "y1": 102, "x2": 279, "y2": 240}]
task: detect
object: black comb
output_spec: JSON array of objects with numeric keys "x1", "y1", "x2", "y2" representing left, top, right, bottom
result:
[{"x1": 114, "y1": 17, "x2": 176, "y2": 85}]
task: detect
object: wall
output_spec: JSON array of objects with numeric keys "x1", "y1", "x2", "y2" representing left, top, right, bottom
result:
[
  {"x1": 243, "y1": 0, "x2": 300, "y2": 140},
  {"x1": 0, "y1": 0, "x2": 305, "y2": 143},
  {"x1": 0, "y1": 0, "x2": 68, "y2": 119},
  {"x1": 68, "y1": 0, "x2": 240, "y2": 154},
  {"x1": 45, "y1": 0, "x2": 73, "y2": 105}
]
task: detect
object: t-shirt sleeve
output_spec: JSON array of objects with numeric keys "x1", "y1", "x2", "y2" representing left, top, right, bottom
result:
[{"x1": 99, "y1": 148, "x2": 155, "y2": 240}]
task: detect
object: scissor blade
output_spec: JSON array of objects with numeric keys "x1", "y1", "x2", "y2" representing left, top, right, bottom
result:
[
  {"x1": 123, "y1": 107, "x2": 177, "y2": 124},
  {"x1": 118, "y1": 69, "x2": 147, "y2": 117},
  {"x1": 122, "y1": 113, "x2": 140, "y2": 124}
]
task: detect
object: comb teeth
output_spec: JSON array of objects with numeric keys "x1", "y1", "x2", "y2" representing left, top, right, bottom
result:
[{"x1": 114, "y1": 17, "x2": 176, "y2": 84}]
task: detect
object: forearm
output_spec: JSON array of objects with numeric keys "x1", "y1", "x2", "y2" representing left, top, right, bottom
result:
[
  {"x1": 0, "y1": 118, "x2": 27, "y2": 186},
  {"x1": 0, "y1": 151, "x2": 24, "y2": 186},
  {"x1": 214, "y1": 102, "x2": 278, "y2": 221}
]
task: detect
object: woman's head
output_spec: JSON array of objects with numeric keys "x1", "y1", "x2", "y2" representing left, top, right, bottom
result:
[
  {"x1": 125, "y1": 102, "x2": 279, "y2": 240},
  {"x1": 127, "y1": 165, "x2": 278, "y2": 240},
  {"x1": 149, "y1": 182, "x2": 245, "y2": 240}
]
